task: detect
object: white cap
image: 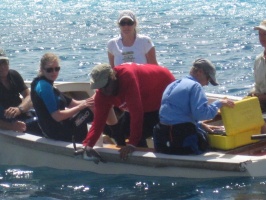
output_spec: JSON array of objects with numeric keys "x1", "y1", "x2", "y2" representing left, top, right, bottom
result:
[{"x1": 118, "y1": 10, "x2": 136, "y2": 23}]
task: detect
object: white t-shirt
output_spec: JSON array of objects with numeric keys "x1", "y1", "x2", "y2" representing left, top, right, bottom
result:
[
  {"x1": 254, "y1": 52, "x2": 266, "y2": 93},
  {"x1": 107, "y1": 34, "x2": 154, "y2": 67}
]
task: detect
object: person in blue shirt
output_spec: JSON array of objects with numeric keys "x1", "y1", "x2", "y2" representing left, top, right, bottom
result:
[{"x1": 153, "y1": 58, "x2": 235, "y2": 155}]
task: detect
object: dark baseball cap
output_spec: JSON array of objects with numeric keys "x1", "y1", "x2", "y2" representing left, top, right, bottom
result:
[{"x1": 193, "y1": 58, "x2": 218, "y2": 86}]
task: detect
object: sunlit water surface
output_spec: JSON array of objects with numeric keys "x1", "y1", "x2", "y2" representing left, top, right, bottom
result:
[{"x1": 1, "y1": 166, "x2": 266, "y2": 199}]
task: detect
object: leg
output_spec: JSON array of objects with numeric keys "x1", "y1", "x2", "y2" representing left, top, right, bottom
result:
[
  {"x1": 103, "y1": 112, "x2": 129, "y2": 146},
  {"x1": 68, "y1": 108, "x2": 94, "y2": 142},
  {"x1": 171, "y1": 123, "x2": 200, "y2": 155},
  {"x1": 153, "y1": 123, "x2": 170, "y2": 153},
  {"x1": 25, "y1": 118, "x2": 43, "y2": 136},
  {"x1": 106, "y1": 106, "x2": 118, "y2": 125},
  {"x1": 138, "y1": 110, "x2": 159, "y2": 147}
]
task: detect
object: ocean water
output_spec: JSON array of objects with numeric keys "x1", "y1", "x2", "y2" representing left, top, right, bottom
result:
[
  {"x1": 1, "y1": 0, "x2": 266, "y2": 199},
  {"x1": 1, "y1": 166, "x2": 266, "y2": 200}
]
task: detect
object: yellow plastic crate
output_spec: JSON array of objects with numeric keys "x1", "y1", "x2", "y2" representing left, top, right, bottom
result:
[
  {"x1": 208, "y1": 127, "x2": 260, "y2": 150},
  {"x1": 208, "y1": 97, "x2": 264, "y2": 150},
  {"x1": 220, "y1": 97, "x2": 264, "y2": 135}
]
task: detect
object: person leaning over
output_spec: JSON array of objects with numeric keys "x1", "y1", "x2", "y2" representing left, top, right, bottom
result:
[
  {"x1": 248, "y1": 20, "x2": 266, "y2": 112},
  {"x1": 31, "y1": 53, "x2": 94, "y2": 142},
  {"x1": 153, "y1": 58, "x2": 235, "y2": 155},
  {"x1": 107, "y1": 10, "x2": 158, "y2": 68},
  {"x1": 0, "y1": 48, "x2": 41, "y2": 134},
  {"x1": 83, "y1": 62, "x2": 175, "y2": 160}
]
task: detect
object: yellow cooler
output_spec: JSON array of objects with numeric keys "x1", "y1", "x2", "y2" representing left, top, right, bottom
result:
[{"x1": 208, "y1": 97, "x2": 264, "y2": 150}]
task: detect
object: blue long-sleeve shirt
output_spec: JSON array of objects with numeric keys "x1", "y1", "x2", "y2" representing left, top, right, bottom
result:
[{"x1": 159, "y1": 75, "x2": 222, "y2": 125}]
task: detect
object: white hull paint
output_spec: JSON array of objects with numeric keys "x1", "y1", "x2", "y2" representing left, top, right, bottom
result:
[{"x1": 2, "y1": 129, "x2": 266, "y2": 178}]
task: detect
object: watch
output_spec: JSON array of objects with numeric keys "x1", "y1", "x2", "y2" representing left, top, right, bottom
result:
[{"x1": 18, "y1": 106, "x2": 24, "y2": 114}]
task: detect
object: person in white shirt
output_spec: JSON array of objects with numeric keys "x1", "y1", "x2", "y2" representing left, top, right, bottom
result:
[
  {"x1": 106, "y1": 10, "x2": 159, "y2": 149},
  {"x1": 107, "y1": 10, "x2": 158, "y2": 68},
  {"x1": 249, "y1": 20, "x2": 266, "y2": 112}
]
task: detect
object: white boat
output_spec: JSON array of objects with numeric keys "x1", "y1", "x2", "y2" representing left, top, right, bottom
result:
[{"x1": 1, "y1": 81, "x2": 266, "y2": 179}]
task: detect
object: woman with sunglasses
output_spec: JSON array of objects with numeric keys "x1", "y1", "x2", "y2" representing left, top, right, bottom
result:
[
  {"x1": 105, "y1": 10, "x2": 159, "y2": 143},
  {"x1": 30, "y1": 53, "x2": 94, "y2": 142},
  {"x1": 107, "y1": 10, "x2": 158, "y2": 68}
]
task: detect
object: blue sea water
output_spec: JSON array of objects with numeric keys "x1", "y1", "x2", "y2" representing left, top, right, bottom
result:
[{"x1": 1, "y1": 0, "x2": 266, "y2": 199}]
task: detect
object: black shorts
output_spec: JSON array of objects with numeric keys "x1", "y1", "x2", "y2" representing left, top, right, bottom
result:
[
  {"x1": 153, "y1": 122, "x2": 209, "y2": 155},
  {"x1": 104, "y1": 110, "x2": 159, "y2": 147}
]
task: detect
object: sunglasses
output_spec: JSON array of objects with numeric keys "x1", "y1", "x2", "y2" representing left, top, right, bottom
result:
[
  {"x1": 119, "y1": 20, "x2": 134, "y2": 26},
  {"x1": 44, "y1": 66, "x2": 61, "y2": 73}
]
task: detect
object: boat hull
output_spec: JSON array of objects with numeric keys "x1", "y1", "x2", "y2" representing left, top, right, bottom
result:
[
  {"x1": 1, "y1": 82, "x2": 266, "y2": 178},
  {"x1": 1, "y1": 129, "x2": 266, "y2": 178}
]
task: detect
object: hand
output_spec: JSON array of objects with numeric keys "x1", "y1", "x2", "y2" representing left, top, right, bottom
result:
[
  {"x1": 12, "y1": 121, "x2": 26, "y2": 132},
  {"x1": 119, "y1": 145, "x2": 136, "y2": 160},
  {"x1": 85, "y1": 97, "x2": 95, "y2": 108},
  {"x1": 79, "y1": 98, "x2": 95, "y2": 110},
  {"x1": 4, "y1": 107, "x2": 21, "y2": 119},
  {"x1": 220, "y1": 98, "x2": 235, "y2": 108},
  {"x1": 201, "y1": 122, "x2": 225, "y2": 133},
  {"x1": 84, "y1": 146, "x2": 106, "y2": 164}
]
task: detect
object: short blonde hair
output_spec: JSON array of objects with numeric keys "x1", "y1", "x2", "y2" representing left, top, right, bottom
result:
[{"x1": 38, "y1": 53, "x2": 60, "y2": 76}]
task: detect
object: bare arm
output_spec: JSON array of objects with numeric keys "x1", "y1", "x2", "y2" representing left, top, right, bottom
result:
[
  {"x1": 108, "y1": 52, "x2": 115, "y2": 68},
  {"x1": 4, "y1": 88, "x2": 32, "y2": 119},
  {"x1": 145, "y1": 47, "x2": 158, "y2": 65},
  {"x1": 19, "y1": 88, "x2": 33, "y2": 111},
  {"x1": 51, "y1": 99, "x2": 92, "y2": 122},
  {"x1": 70, "y1": 98, "x2": 94, "y2": 109},
  {"x1": 0, "y1": 119, "x2": 26, "y2": 132}
]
